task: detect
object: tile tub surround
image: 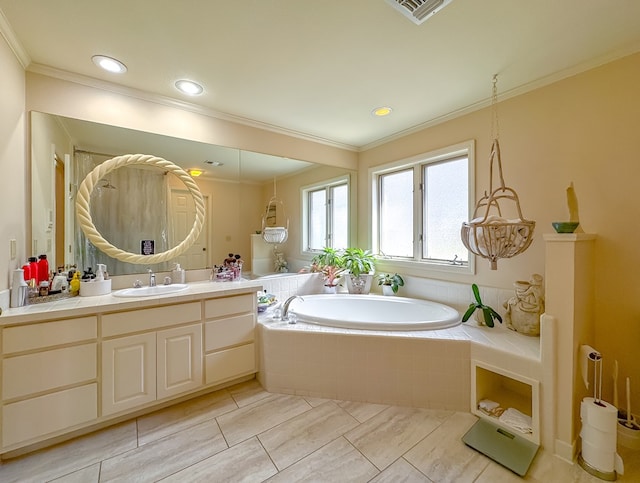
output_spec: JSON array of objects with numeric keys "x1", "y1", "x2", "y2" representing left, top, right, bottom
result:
[
  {"x1": 258, "y1": 315, "x2": 542, "y2": 412},
  {"x1": 0, "y1": 379, "x2": 637, "y2": 482}
]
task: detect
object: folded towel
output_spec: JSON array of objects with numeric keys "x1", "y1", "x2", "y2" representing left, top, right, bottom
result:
[
  {"x1": 478, "y1": 399, "x2": 500, "y2": 412},
  {"x1": 499, "y1": 407, "x2": 533, "y2": 434}
]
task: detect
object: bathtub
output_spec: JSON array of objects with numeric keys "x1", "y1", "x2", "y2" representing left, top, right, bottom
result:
[{"x1": 287, "y1": 294, "x2": 460, "y2": 330}]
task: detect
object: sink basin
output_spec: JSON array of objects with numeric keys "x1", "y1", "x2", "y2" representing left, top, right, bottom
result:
[{"x1": 112, "y1": 284, "x2": 189, "y2": 298}]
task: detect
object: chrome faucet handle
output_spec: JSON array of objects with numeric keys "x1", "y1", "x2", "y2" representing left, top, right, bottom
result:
[{"x1": 163, "y1": 276, "x2": 172, "y2": 285}]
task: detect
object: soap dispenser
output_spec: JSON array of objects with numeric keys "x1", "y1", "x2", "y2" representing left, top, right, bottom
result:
[
  {"x1": 96, "y1": 264, "x2": 107, "y2": 281},
  {"x1": 172, "y1": 263, "x2": 186, "y2": 284}
]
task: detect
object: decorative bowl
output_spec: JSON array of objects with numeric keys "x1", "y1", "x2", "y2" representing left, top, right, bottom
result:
[{"x1": 552, "y1": 221, "x2": 579, "y2": 233}]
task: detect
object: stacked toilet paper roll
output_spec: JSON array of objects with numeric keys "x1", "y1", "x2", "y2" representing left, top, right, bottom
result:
[{"x1": 580, "y1": 397, "x2": 624, "y2": 475}]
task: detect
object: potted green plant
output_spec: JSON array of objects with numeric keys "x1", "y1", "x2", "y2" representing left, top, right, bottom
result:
[
  {"x1": 461, "y1": 283, "x2": 503, "y2": 328},
  {"x1": 342, "y1": 247, "x2": 376, "y2": 294},
  {"x1": 310, "y1": 247, "x2": 345, "y2": 292},
  {"x1": 377, "y1": 273, "x2": 404, "y2": 295},
  {"x1": 311, "y1": 247, "x2": 343, "y2": 268}
]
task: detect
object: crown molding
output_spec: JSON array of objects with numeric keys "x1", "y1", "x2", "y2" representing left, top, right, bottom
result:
[
  {"x1": 0, "y1": 9, "x2": 30, "y2": 68},
  {"x1": 27, "y1": 64, "x2": 359, "y2": 152}
]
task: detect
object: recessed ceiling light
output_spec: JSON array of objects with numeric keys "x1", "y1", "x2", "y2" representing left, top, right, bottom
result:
[
  {"x1": 92, "y1": 55, "x2": 127, "y2": 74},
  {"x1": 204, "y1": 160, "x2": 224, "y2": 167},
  {"x1": 188, "y1": 169, "x2": 204, "y2": 177},
  {"x1": 175, "y1": 80, "x2": 204, "y2": 96},
  {"x1": 372, "y1": 106, "x2": 393, "y2": 117}
]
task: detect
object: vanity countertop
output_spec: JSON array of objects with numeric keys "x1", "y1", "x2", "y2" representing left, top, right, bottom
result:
[{"x1": 0, "y1": 279, "x2": 264, "y2": 326}]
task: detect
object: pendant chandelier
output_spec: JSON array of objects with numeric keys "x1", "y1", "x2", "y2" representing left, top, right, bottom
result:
[{"x1": 461, "y1": 75, "x2": 535, "y2": 270}]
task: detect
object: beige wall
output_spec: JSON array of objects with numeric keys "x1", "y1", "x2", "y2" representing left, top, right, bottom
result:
[
  {"x1": 0, "y1": 34, "x2": 26, "y2": 292},
  {"x1": 360, "y1": 51, "x2": 640, "y2": 408}
]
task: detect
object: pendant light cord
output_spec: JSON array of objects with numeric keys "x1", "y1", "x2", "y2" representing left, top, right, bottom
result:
[{"x1": 491, "y1": 74, "x2": 500, "y2": 142}]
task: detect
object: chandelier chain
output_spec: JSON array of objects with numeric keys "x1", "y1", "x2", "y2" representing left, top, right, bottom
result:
[{"x1": 491, "y1": 74, "x2": 500, "y2": 142}]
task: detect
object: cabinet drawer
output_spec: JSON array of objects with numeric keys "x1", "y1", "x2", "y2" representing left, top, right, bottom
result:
[
  {"x1": 2, "y1": 384, "x2": 97, "y2": 448},
  {"x1": 3, "y1": 343, "x2": 97, "y2": 400},
  {"x1": 205, "y1": 314, "x2": 254, "y2": 352},
  {"x1": 102, "y1": 302, "x2": 201, "y2": 337},
  {"x1": 205, "y1": 343, "x2": 256, "y2": 385},
  {"x1": 204, "y1": 294, "x2": 254, "y2": 319},
  {"x1": 2, "y1": 317, "x2": 97, "y2": 354}
]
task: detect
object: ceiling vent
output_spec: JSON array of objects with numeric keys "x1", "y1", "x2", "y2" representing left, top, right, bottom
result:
[{"x1": 385, "y1": 0, "x2": 454, "y2": 25}]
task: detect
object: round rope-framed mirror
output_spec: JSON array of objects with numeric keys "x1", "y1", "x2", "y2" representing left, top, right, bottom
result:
[{"x1": 75, "y1": 154, "x2": 206, "y2": 264}]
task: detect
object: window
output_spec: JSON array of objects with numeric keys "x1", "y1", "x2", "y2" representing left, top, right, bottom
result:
[
  {"x1": 302, "y1": 176, "x2": 350, "y2": 252},
  {"x1": 371, "y1": 140, "x2": 474, "y2": 273}
]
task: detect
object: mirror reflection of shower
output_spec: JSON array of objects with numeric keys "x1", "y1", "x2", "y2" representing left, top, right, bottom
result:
[
  {"x1": 73, "y1": 148, "x2": 170, "y2": 275},
  {"x1": 98, "y1": 178, "x2": 117, "y2": 190}
]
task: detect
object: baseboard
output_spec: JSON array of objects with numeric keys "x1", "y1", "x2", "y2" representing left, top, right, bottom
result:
[{"x1": 554, "y1": 438, "x2": 576, "y2": 464}]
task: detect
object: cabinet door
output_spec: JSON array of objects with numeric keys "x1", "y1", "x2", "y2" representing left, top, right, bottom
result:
[
  {"x1": 102, "y1": 333, "x2": 156, "y2": 416},
  {"x1": 157, "y1": 323, "x2": 203, "y2": 400}
]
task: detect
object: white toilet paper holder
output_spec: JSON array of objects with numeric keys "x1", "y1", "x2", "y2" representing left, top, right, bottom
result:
[{"x1": 578, "y1": 345, "x2": 624, "y2": 480}]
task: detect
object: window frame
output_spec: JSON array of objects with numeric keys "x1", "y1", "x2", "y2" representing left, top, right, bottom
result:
[
  {"x1": 369, "y1": 140, "x2": 475, "y2": 276},
  {"x1": 301, "y1": 174, "x2": 352, "y2": 257}
]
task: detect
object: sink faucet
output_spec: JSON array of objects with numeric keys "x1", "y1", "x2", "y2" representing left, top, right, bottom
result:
[
  {"x1": 148, "y1": 269, "x2": 156, "y2": 287},
  {"x1": 282, "y1": 295, "x2": 304, "y2": 322}
]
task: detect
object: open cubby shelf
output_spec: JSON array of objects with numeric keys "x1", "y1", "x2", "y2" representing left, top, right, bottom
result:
[{"x1": 471, "y1": 359, "x2": 540, "y2": 445}]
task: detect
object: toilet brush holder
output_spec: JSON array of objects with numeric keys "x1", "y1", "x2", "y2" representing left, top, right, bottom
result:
[{"x1": 617, "y1": 415, "x2": 640, "y2": 450}]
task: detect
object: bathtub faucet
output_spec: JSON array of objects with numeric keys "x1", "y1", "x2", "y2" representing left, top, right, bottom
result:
[{"x1": 282, "y1": 295, "x2": 304, "y2": 322}]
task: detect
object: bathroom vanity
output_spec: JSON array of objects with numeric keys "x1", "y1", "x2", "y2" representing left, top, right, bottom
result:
[{"x1": 0, "y1": 280, "x2": 262, "y2": 457}]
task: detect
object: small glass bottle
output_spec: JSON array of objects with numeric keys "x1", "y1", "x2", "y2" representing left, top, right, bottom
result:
[{"x1": 39, "y1": 280, "x2": 50, "y2": 296}]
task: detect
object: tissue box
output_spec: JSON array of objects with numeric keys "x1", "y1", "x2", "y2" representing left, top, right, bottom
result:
[{"x1": 80, "y1": 279, "x2": 112, "y2": 297}]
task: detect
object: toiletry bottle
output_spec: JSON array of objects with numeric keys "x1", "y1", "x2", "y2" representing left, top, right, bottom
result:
[
  {"x1": 96, "y1": 264, "x2": 106, "y2": 282},
  {"x1": 51, "y1": 269, "x2": 67, "y2": 293},
  {"x1": 28, "y1": 257, "x2": 38, "y2": 286},
  {"x1": 21, "y1": 262, "x2": 31, "y2": 281},
  {"x1": 37, "y1": 254, "x2": 49, "y2": 284},
  {"x1": 10, "y1": 268, "x2": 28, "y2": 308},
  {"x1": 70, "y1": 271, "x2": 81, "y2": 296},
  {"x1": 172, "y1": 263, "x2": 186, "y2": 284}
]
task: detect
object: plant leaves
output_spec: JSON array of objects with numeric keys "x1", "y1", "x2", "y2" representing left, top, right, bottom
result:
[
  {"x1": 472, "y1": 283, "x2": 482, "y2": 305},
  {"x1": 462, "y1": 304, "x2": 477, "y2": 322},
  {"x1": 490, "y1": 308, "x2": 503, "y2": 323},
  {"x1": 482, "y1": 307, "x2": 494, "y2": 327}
]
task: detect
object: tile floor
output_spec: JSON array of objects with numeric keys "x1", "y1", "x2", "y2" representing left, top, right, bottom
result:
[{"x1": 0, "y1": 378, "x2": 637, "y2": 482}]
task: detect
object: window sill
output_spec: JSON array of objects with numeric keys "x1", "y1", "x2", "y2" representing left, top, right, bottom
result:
[{"x1": 375, "y1": 257, "x2": 474, "y2": 277}]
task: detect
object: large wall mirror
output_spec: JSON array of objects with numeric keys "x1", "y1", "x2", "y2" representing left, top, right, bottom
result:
[{"x1": 30, "y1": 111, "x2": 353, "y2": 276}]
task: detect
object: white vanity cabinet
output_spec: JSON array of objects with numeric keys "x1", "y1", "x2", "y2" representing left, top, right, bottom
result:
[
  {"x1": 0, "y1": 284, "x2": 261, "y2": 457},
  {"x1": 204, "y1": 293, "x2": 256, "y2": 385},
  {"x1": 1, "y1": 316, "x2": 98, "y2": 448},
  {"x1": 101, "y1": 302, "x2": 203, "y2": 416}
]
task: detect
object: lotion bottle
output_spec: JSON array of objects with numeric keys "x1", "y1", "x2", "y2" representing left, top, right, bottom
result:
[
  {"x1": 96, "y1": 264, "x2": 107, "y2": 281},
  {"x1": 172, "y1": 263, "x2": 186, "y2": 284}
]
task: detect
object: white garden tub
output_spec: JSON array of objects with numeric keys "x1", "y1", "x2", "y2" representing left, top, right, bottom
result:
[{"x1": 288, "y1": 294, "x2": 460, "y2": 331}]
